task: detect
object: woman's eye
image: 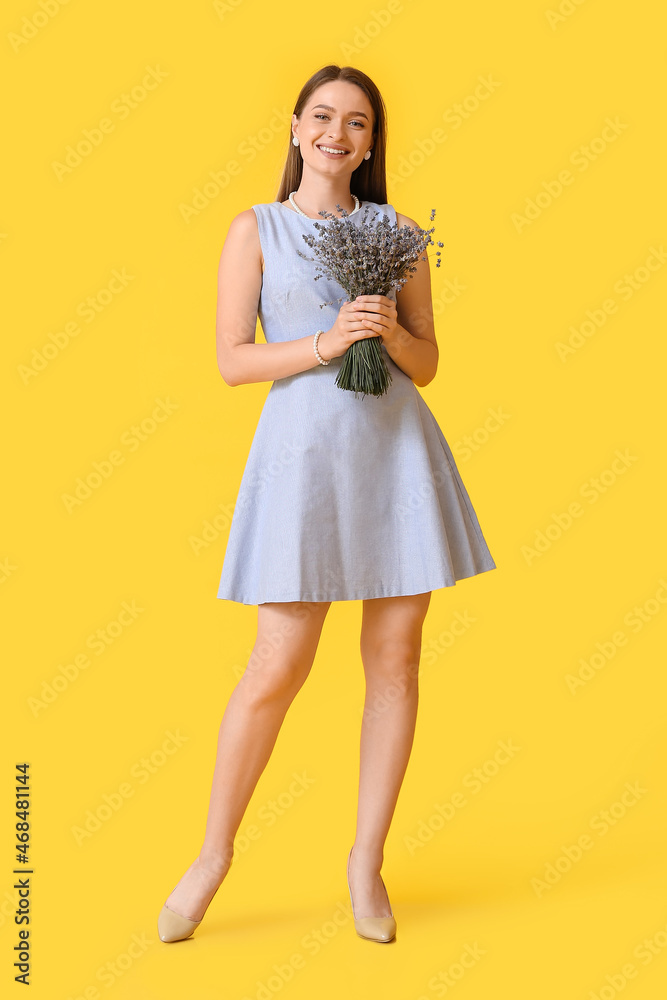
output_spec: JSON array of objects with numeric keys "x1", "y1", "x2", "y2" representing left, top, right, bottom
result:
[{"x1": 314, "y1": 114, "x2": 363, "y2": 126}]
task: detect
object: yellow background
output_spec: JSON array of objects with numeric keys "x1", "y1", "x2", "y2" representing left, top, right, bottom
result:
[{"x1": 2, "y1": 0, "x2": 666, "y2": 997}]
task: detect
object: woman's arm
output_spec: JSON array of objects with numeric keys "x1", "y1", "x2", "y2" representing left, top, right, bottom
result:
[
  {"x1": 216, "y1": 210, "x2": 341, "y2": 387},
  {"x1": 378, "y1": 212, "x2": 439, "y2": 388}
]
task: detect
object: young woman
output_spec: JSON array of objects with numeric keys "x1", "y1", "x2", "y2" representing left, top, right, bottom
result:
[{"x1": 157, "y1": 64, "x2": 496, "y2": 945}]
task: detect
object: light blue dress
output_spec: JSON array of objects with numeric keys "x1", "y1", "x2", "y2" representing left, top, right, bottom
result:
[{"x1": 217, "y1": 201, "x2": 497, "y2": 605}]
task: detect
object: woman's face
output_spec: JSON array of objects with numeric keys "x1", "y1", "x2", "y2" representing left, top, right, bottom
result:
[{"x1": 292, "y1": 80, "x2": 375, "y2": 175}]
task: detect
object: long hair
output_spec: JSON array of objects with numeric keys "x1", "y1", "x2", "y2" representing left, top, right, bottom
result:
[{"x1": 276, "y1": 65, "x2": 388, "y2": 206}]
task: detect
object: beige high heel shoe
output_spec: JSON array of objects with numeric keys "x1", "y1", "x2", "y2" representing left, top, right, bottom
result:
[
  {"x1": 157, "y1": 903, "x2": 202, "y2": 943},
  {"x1": 157, "y1": 859, "x2": 230, "y2": 943},
  {"x1": 346, "y1": 846, "x2": 397, "y2": 943}
]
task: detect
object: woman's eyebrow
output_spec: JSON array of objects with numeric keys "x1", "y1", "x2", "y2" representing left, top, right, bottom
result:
[{"x1": 310, "y1": 103, "x2": 369, "y2": 120}]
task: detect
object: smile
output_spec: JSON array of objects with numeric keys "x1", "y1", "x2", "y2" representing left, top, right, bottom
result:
[{"x1": 317, "y1": 144, "x2": 350, "y2": 155}]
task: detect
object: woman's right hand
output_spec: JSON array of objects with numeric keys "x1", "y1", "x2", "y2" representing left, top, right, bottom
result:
[{"x1": 317, "y1": 298, "x2": 382, "y2": 361}]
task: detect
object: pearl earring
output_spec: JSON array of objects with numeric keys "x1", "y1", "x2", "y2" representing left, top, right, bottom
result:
[
  {"x1": 292, "y1": 135, "x2": 299, "y2": 146},
  {"x1": 364, "y1": 149, "x2": 371, "y2": 160}
]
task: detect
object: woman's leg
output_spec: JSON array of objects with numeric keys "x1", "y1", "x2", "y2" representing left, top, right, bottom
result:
[
  {"x1": 348, "y1": 591, "x2": 431, "y2": 917},
  {"x1": 164, "y1": 599, "x2": 331, "y2": 922}
]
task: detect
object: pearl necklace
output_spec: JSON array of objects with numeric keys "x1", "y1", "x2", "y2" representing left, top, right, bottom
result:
[{"x1": 288, "y1": 191, "x2": 361, "y2": 219}]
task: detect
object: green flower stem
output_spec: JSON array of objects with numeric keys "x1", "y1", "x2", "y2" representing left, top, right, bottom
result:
[{"x1": 335, "y1": 336, "x2": 393, "y2": 398}]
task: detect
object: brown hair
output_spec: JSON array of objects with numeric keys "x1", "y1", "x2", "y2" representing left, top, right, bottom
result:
[{"x1": 276, "y1": 64, "x2": 388, "y2": 206}]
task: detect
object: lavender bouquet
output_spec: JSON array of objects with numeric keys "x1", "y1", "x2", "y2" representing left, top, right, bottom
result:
[{"x1": 297, "y1": 205, "x2": 441, "y2": 398}]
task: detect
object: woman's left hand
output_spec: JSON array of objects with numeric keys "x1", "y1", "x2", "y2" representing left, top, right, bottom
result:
[{"x1": 352, "y1": 294, "x2": 399, "y2": 345}]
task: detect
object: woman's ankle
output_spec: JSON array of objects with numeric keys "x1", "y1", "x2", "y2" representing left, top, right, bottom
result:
[
  {"x1": 350, "y1": 842, "x2": 385, "y2": 871},
  {"x1": 195, "y1": 849, "x2": 233, "y2": 876}
]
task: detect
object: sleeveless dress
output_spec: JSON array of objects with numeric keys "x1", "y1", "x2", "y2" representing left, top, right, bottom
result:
[{"x1": 216, "y1": 201, "x2": 497, "y2": 605}]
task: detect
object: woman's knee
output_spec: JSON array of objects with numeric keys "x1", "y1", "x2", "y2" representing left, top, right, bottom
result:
[
  {"x1": 362, "y1": 636, "x2": 421, "y2": 692},
  {"x1": 239, "y1": 605, "x2": 329, "y2": 705},
  {"x1": 362, "y1": 628, "x2": 422, "y2": 665},
  {"x1": 239, "y1": 657, "x2": 310, "y2": 706}
]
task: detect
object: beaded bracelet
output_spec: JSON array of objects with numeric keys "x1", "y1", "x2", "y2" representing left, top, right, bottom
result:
[{"x1": 313, "y1": 330, "x2": 331, "y2": 366}]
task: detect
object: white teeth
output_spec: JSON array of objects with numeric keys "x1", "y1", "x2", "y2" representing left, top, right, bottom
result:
[{"x1": 318, "y1": 145, "x2": 348, "y2": 154}]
